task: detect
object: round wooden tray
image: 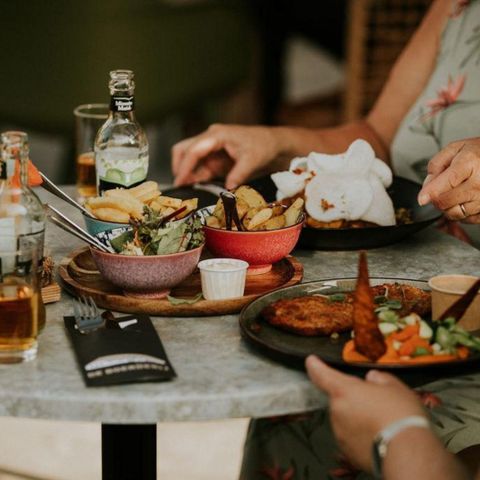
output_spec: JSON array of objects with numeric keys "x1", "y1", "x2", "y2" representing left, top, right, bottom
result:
[{"x1": 58, "y1": 248, "x2": 303, "y2": 317}]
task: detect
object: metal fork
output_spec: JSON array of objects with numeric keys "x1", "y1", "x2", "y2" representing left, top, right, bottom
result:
[{"x1": 72, "y1": 296, "x2": 105, "y2": 334}]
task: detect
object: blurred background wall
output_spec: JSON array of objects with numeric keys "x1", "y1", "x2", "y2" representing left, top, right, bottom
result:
[{"x1": 0, "y1": 0, "x2": 430, "y2": 186}]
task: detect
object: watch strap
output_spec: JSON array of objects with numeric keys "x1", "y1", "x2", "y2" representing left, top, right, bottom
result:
[{"x1": 372, "y1": 415, "x2": 430, "y2": 479}]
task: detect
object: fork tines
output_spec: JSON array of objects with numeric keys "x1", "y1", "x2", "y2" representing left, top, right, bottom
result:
[{"x1": 72, "y1": 296, "x2": 105, "y2": 333}]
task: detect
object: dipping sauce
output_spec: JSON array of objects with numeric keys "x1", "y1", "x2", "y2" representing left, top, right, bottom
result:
[{"x1": 198, "y1": 258, "x2": 249, "y2": 300}]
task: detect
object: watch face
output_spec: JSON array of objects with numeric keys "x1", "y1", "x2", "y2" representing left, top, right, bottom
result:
[{"x1": 372, "y1": 440, "x2": 384, "y2": 479}]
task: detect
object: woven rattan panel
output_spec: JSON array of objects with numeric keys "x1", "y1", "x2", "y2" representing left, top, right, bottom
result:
[{"x1": 345, "y1": 0, "x2": 432, "y2": 120}]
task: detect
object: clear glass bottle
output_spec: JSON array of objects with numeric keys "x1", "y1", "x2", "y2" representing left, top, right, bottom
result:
[
  {"x1": 94, "y1": 69, "x2": 149, "y2": 194},
  {"x1": 0, "y1": 131, "x2": 46, "y2": 330}
]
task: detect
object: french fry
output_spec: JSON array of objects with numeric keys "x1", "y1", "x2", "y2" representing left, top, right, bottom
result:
[
  {"x1": 174, "y1": 198, "x2": 198, "y2": 219},
  {"x1": 234, "y1": 185, "x2": 267, "y2": 209},
  {"x1": 160, "y1": 207, "x2": 175, "y2": 217},
  {"x1": 104, "y1": 188, "x2": 137, "y2": 201},
  {"x1": 128, "y1": 181, "x2": 159, "y2": 199},
  {"x1": 247, "y1": 207, "x2": 273, "y2": 231},
  {"x1": 86, "y1": 196, "x2": 143, "y2": 219},
  {"x1": 92, "y1": 208, "x2": 130, "y2": 223},
  {"x1": 284, "y1": 198, "x2": 304, "y2": 226},
  {"x1": 154, "y1": 195, "x2": 183, "y2": 209},
  {"x1": 135, "y1": 189, "x2": 161, "y2": 204}
]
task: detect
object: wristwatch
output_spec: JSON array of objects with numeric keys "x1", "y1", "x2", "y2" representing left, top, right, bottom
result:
[{"x1": 372, "y1": 415, "x2": 430, "y2": 479}]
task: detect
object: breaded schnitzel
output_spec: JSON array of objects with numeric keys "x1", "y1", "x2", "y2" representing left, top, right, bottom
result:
[{"x1": 262, "y1": 283, "x2": 431, "y2": 337}]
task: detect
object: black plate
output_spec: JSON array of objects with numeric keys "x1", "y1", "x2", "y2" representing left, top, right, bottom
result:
[
  {"x1": 166, "y1": 176, "x2": 441, "y2": 251},
  {"x1": 248, "y1": 175, "x2": 442, "y2": 250},
  {"x1": 239, "y1": 278, "x2": 480, "y2": 378}
]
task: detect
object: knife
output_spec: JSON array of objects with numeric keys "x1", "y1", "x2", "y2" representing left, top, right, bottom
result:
[{"x1": 438, "y1": 278, "x2": 480, "y2": 321}]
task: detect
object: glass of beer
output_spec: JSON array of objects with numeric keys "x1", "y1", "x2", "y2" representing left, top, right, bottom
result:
[
  {"x1": 73, "y1": 104, "x2": 109, "y2": 198},
  {"x1": 0, "y1": 245, "x2": 40, "y2": 363}
]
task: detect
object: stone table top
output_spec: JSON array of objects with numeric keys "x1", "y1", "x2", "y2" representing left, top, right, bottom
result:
[{"x1": 0, "y1": 187, "x2": 478, "y2": 424}]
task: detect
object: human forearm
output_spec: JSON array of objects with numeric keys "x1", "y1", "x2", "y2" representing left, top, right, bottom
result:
[
  {"x1": 384, "y1": 428, "x2": 470, "y2": 480},
  {"x1": 272, "y1": 120, "x2": 390, "y2": 164}
]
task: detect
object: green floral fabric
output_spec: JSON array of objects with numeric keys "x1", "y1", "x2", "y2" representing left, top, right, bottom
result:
[
  {"x1": 391, "y1": 0, "x2": 480, "y2": 181},
  {"x1": 241, "y1": 2, "x2": 480, "y2": 478}
]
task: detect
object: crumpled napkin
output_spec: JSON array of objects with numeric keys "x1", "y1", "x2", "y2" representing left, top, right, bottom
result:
[{"x1": 271, "y1": 139, "x2": 396, "y2": 226}]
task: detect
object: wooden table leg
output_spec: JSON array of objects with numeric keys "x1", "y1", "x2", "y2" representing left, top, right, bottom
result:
[{"x1": 102, "y1": 424, "x2": 156, "y2": 480}]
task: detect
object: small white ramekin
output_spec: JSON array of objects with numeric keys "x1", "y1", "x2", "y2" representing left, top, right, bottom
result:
[{"x1": 198, "y1": 258, "x2": 249, "y2": 300}]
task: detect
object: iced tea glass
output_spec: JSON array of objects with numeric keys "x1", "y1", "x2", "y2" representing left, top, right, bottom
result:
[
  {"x1": 0, "y1": 245, "x2": 39, "y2": 363},
  {"x1": 73, "y1": 104, "x2": 109, "y2": 198}
]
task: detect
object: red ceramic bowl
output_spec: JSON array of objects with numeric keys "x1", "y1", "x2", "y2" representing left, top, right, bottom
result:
[
  {"x1": 201, "y1": 207, "x2": 304, "y2": 275},
  {"x1": 90, "y1": 244, "x2": 203, "y2": 298}
]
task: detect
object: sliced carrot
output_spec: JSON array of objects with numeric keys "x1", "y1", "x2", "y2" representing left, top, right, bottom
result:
[
  {"x1": 343, "y1": 338, "x2": 462, "y2": 365},
  {"x1": 390, "y1": 324, "x2": 419, "y2": 342},
  {"x1": 377, "y1": 354, "x2": 457, "y2": 364},
  {"x1": 456, "y1": 346, "x2": 470, "y2": 360},
  {"x1": 342, "y1": 340, "x2": 370, "y2": 362},
  {"x1": 398, "y1": 336, "x2": 431, "y2": 357},
  {"x1": 10, "y1": 159, "x2": 43, "y2": 188}
]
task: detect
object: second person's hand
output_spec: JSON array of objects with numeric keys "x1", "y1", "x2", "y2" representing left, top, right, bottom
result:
[{"x1": 171, "y1": 124, "x2": 284, "y2": 189}]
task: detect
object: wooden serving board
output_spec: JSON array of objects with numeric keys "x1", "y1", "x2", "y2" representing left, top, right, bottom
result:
[{"x1": 58, "y1": 248, "x2": 303, "y2": 317}]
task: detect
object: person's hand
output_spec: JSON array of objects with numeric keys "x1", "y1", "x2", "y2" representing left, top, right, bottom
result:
[
  {"x1": 305, "y1": 355, "x2": 426, "y2": 472},
  {"x1": 171, "y1": 124, "x2": 283, "y2": 189},
  {"x1": 417, "y1": 138, "x2": 480, "y2": 223}
]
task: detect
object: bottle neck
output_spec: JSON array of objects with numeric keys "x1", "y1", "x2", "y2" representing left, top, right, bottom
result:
[{"x1": 110, "y1": 93, "x2": 135, "y2": 120}]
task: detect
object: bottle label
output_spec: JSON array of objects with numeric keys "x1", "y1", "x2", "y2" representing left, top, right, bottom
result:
[
  {"x1": 111, "y1": 95, "x2": 134, "y2": 112},
  {"x1": 95, "y1": 147, "x2": 148, "y2": 190}
]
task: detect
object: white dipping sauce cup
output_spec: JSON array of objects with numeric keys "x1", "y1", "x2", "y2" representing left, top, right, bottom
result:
[{"x1": 198, "y1": 258, "x2": 249, "y2": 300}]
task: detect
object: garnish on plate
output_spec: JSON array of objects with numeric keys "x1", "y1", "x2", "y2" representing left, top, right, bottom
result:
[{"x1": 343, "y1": 253, "x2": 480, "y2": 364}]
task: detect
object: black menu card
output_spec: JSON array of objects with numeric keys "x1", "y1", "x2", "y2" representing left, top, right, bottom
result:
[{"x1": 64, "y1": 314, "x2": 176, "y2": 387}]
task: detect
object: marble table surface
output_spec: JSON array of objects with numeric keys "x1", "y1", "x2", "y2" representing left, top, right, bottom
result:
[{"x1": 0, "y1": 187, "x2": 478, "y2": 425}]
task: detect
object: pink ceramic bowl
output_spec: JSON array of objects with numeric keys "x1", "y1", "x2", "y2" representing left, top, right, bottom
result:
[
  {"x1": 90, "y1": 245, "x2": 203, "y2": 298},
  {"x1": 201, "y1": 207, "x2": 304, "y2": 275}
]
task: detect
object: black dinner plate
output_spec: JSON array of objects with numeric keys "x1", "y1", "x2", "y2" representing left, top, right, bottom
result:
[
  {"x1": 165, "y1": 176, "x2": 441, "y2": 251},
  {"x1": 239, "y1": 278, "x2": 480, "y2": 380},
  {"x1": 248, "y1": 175, "x2": 442, "y2": 250}
]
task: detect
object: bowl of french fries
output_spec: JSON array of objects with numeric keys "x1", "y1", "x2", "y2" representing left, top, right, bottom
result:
[
  {"x1": 199, "y1": 186, "x2": 305, "y2": 275},
  {"x1": 83, "y1": 181, "x2": 198, "y2": 235}
]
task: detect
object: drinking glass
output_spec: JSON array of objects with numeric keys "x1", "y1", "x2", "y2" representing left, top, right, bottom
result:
[
  {"x1": 0, "y1": 244, "x2": 39, "y2": 363},
  {"x1": 73, "y1": 104, "x2": 109, "y2": 198}
]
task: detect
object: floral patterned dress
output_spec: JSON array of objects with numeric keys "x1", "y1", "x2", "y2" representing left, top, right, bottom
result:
[{"x1": 240, "y1": 2, "x2": 480, "y2": 479}]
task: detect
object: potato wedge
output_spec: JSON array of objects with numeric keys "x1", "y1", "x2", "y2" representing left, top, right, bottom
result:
[
  {"x1": 262, "y1": 214, "x2": 286, "y2": 230},
  {"x1": 212, "y1": 198, "x2": 226, "y2": 224},
  {"x1": 175, "y1": 198, "x2": 199, "y2": 219},
  {"x1": 92, "y1": 208, "x2": 130, "y2": 223},
  {"x1": 242, "y1": 207, "x2": 259, "y2": 229},
  {"x1": 234, "y1": 185, "x2": 267, "y2": 209},
  {"x1": 236, "y1": 198, "x2": 250, "y2": 219},
  {"x1": 284, "y1": 198, "x2": 304, "y2": 226},
  {"x1": 247, "y1": 208, "x2": 273, "y2": 231},
  {"x1": 206, "y1": 216, "x2": 221, "y2": 228},
  {"x1": 270, "y1": 205, "x2": 285, "y2": 217}
]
